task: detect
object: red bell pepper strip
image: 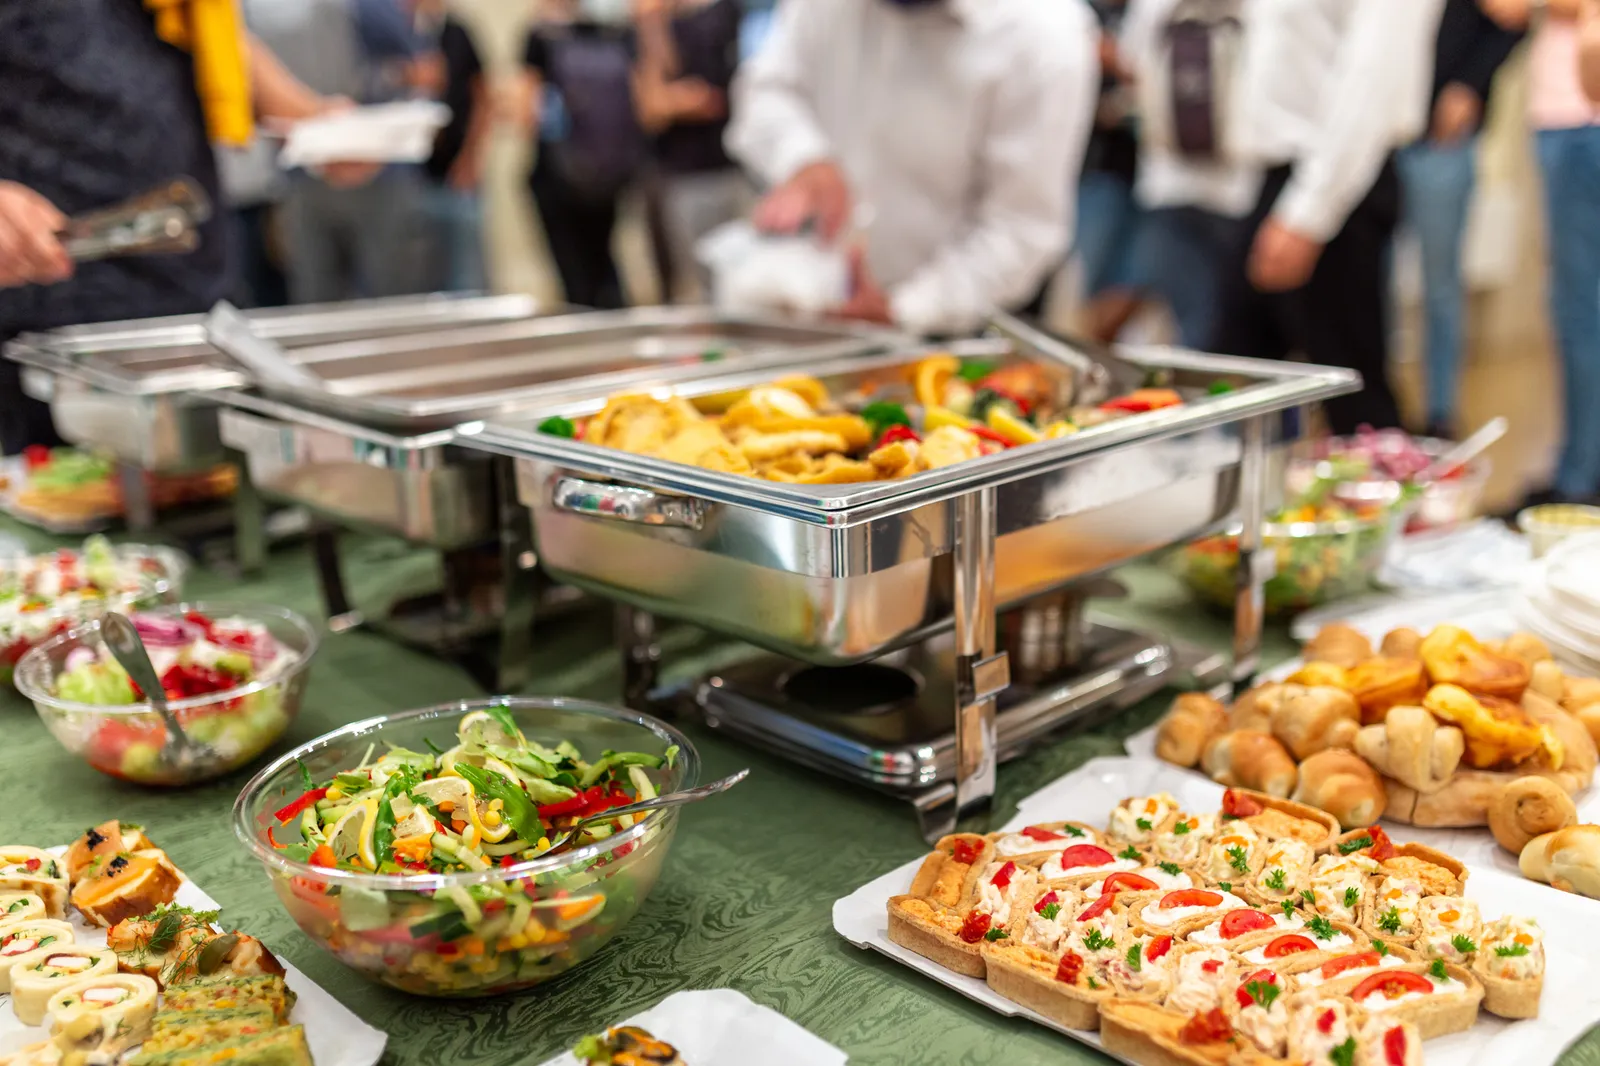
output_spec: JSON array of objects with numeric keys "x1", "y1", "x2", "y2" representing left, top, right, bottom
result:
[
  {"x1": 309, "y1": 844, "x2": 338, "y2": 868},
  {"x1": 875, "y1": 425, "x2": 921, "y2": 448},
  {"x1": 1100, "y1": 388, "x2": 1183, "y2": 414},
  {"x1": 968, "y1": 425, "x2": 1014, "y2": 448},
  {"x1": 274, "y1": 788, "x2": 328, "y2": 824}
]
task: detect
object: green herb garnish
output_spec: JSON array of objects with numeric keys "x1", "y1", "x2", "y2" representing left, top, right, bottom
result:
[
  {"x1": 1451, "y1": 934, "x2": 1478, "y2": 955},
  {"x1": 537, "y1": 416, "x2": 576, "y2": 439},
  {"x1": 1344, "y1": 886, "x2": 1360, "y2": 909},
  {"x1": 1244, "y1": 979, "x2": 1280, "y2": 1010},
  {"x1": 1307, "y1": 916, "x2": 1337, "y2": 941},
  {"x1": 1158, "y1": 862, "x2": 1183, "y2": 877},
  {"x1": 296, "y1": 759, "x2": 314, "y2": 792},
  {"x1": 1338, "y1": 835, "x2": 1373, "y2": 855},
  {"x1": 1301, "y1": 889, "x2": 1317, "y2": 906},
  {"x1": 957, "y1": 361, "x2": 996, "y2": 383},
  {"x1": 1329, "y1": 1037, "x2": 1357, "y2": 1066},
  {"x1": 1227, "y1": 845, "x2": 1249, "y2": 873},
  {"x1": 1282, "y1": 900, "x2": 1297, "y2": 919},
  {"x1": 1040, "y1": 903, "x2": 1062, "y2": 921},
  {"x1": 1218, "y1": 882, "x2": 1232, "y2": 893},
  {"x1": 1064, "y1": 825, "x2": 1085, "y2": 838},
  {"x1": 1494, "y1": 942, "x2": 1530, "y2": 958},
  {"x1": 984, "y1": 928, "x2": 1009, "y2": 942},
  {"x1": 1136, "y1": 818, "x2": 1153, "y2": 832},
  {"x1": 1207, "y1": 380, "x2": 1235, "y2": 396},
  {"x1": 1377, "y1": 907, "x2": 1404, "y2": 934},
  {"x1": 1083, "y1": 928, "x2": 1115, "y2": 952},
  {"x1": 860, "y1": 401, "x2": 912, "y2": 438},
  {"x1": 1429, "y1": 959, "x2": 1449, "y2": 981},
  {"x1": 1125, "y1": 943, "x2": 1143, "y2": 972},
  {"x1": 1087, "y1": 977, "x2": 1101, "y2": 990},
  {"x1": 1264, "y1": 868, "x2": 1287, "y2": 891},
  {"x1": 1372, "y1": 939, "x2": 1389, "y2": 956},
  {"x1": 1119, "y1": 845, "x2": 1142, "y2": 862}
]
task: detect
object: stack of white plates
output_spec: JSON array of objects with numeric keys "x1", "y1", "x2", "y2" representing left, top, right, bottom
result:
[{"x1": 1515, "y1": 532, "x2": 1600, "y2": 673}]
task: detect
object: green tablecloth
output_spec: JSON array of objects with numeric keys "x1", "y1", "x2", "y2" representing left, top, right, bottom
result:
[{"x1": 5, "y1": 523, "x2": 1596, "y2": 1066}]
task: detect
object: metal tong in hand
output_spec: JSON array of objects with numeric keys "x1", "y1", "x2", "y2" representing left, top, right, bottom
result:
[{"x1": 59, "y1": 178, "x2": 212, "y2": 263}]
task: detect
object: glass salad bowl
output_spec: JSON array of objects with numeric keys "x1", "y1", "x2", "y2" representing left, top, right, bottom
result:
[
  {"x1": 16, "y1": 602, "x2": 318, "y2": 785},
  {"x1": 232, "y1": 697, "x2": 698, "y2": 998},
  {"x1": 0, "y1": 537, "x2": 187, "y2": 685},
  {"x1": 1173, "y1": 486, "x2": 1409, "y2": 617}
]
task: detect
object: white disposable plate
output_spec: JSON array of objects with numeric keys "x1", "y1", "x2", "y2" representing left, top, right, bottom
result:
[
  {"x1": 0, "y1": 848, "x2": 387, "y2": 1066},
  {"x1": 1542, "y1": 534, "x2": 1600, "y2": 619},
  {"x1": 536, "y1": 989, "x2": 847, "y2": 1066},
  {"x1": 833, "y1": 757, "x2": 1600, "y2": 1066}
]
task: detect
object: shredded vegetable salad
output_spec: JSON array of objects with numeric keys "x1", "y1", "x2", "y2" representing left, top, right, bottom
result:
[{"x1": 269, "y1": 707, "x2": 677, "y2": 876}]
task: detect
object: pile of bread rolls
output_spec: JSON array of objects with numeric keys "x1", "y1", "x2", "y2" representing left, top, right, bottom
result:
[{"x1": 1155, "y1": 622, "x2": 1600, "y2": 899}]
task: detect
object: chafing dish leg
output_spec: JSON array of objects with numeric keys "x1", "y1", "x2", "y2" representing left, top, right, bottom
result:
[
  {"x1": 311, "y1": 525, "x2": 363, "y2": 632},
  {"x1": 494, "y1": 458, "x2": 536, "y2": 692},
  {"x1": 616, "y1": 606, "x2": 661, "y2": 712},
  {"x1": 117, "y1": 463, "x2": 155, "y2": 532},
  {"x1": 229, "y1": 451, "x2": 266, "y2": 575},
  {"x1": 950, "y1": 486, "x2": 1005, "y2": 830},
  {"x1": 1231, "y1": 415, "x2": 1269, "y2": 695}
]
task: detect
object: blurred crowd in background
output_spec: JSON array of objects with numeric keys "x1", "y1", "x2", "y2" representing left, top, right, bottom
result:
[{"x1": 3, "y1": 0, "x2": 1600, "y2": 507}]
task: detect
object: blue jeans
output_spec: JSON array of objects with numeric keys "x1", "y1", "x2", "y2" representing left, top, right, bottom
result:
[
  {"x1": 421, "y1": 183, "x2": 488, "y2": 294},
  {"x1": 1537, "y1": 126, "x2": 1600, "y2": 497},
  {"x1": 1133, "y1": 206, "x2": 1247, "y2": 349},
  {"x1": 1397, "y1": 139, "x2": 1477, "y2": 427},
  {"x1": 1075, "y1": 170, "x2": 1145, "y2": 297}
]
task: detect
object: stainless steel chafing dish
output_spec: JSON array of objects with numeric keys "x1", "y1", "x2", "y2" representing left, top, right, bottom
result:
[
  {"x1": 7, "y1": 293, "x2": 542, "y2": 471},
  {"x1": 462, "y1": 314, "x2": 1359, "y2": 836}
]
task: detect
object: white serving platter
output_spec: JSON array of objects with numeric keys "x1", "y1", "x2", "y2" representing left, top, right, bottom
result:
[
  {"x1": 537, "y1": 989, "x2": 847, "y2": 1066},
  {"x1": 833, "y1": 757, "x2": 1600, "y2": 1066},
  {"x1": 0, "y1": 849, "x2": 387, "y2": 1066}
]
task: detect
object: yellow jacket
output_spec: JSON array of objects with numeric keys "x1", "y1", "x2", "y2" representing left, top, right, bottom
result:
[{"x1": 144, "y1": 0, "x2": 255, "y2": 146}]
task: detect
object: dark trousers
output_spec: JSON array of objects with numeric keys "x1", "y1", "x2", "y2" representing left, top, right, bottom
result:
[
  {"x1": 529, "y1": 161, "x2": 625, "y2": 310},
  {"x1": 1213, "y1": 159, "x2": 1403, "y2": 434},
  {"x1": 230, "y1": 204, "x2": 289, "y2": 310},
  {"x1": 0, "y1": 340, "x2": 63, "y2": 456}
]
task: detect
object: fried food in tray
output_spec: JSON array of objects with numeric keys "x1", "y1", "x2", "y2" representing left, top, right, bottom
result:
[
  {"x1": 536, "y1": 354, "x2": 1188, "y2": 485},
  {"x1": 884, "y1": 787, "x2": 1542, "y2": 1066}
]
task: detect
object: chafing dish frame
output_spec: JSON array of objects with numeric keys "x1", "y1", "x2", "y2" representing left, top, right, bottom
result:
[{"x1": 463, "y1": 314, "x2": 1359, "y2": 837}]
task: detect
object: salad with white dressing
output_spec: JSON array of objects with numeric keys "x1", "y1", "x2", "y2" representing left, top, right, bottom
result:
[{"x1": 257, "y1": 705, "x2": 681, "y2": 996}]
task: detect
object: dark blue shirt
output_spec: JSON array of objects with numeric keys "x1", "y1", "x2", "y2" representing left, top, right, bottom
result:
[{"x1": 0, "y1": 0, "x2": 231, "y2": 336}]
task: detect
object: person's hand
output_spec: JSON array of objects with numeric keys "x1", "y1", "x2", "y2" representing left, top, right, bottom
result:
[
  {"x1": 671, "y1": 78, "x2": 726, "y2": 122},
  {"x1": 1248, "y1": 217, "x2": 1324, "y2": 293},
  {"x1": 752, "y1": 161, "x2": 852, "y2": 242},
  {"x1": 0, "y1": 182, "x2": 71, "y2": 289},
  {"x1": 448, "y1": 150, "x2": 483, "y2": 192},
  {"x1": 1480, "y1": 0, "x2": 1533, "y2": 30},
  {"x1": 407, "y1": 52, "x2": 448, "y2": 97},
  {"x1": 831, "y1": 245, "x2": 893, "y2": 325},
  {"x1": 1432, "y1": 82, "x2": 1483, "y2": 144},
  {"x1": 304, "y1": 97, "x2": 384, "y2": 189}
]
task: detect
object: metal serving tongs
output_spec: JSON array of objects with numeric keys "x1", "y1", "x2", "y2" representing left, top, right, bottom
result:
[
  {"x1": 203, "y1": 300, "x2": 326, "y2": 390},
  {"x1": 59, "y1": 177, "x2": 212, "y2": 263},
  {"x1": 99, "y1": 611, "x2": 219, "y2": 771},
  {"x1": 987, "y1": 310, "x2": 1143, "y2": 407}
]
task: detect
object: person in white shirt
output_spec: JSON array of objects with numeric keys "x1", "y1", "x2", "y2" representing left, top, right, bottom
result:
[
  {"x1": 1118, "y1": 0, "x2": 1263, "y2": 349},
  {"x1": 723, "y1": 0, "x2": 1100, "y2": 336},
  {"x1": 1210, "y1": 0, "x2": 1445, "y2": 434}
]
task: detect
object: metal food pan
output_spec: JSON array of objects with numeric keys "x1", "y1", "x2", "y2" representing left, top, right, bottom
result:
[
  {"x1": 8, "y1": 293, "x2": 540, "y2": 470},
  {"x1": 236, "y1": 307, "x2": 903, "y2": 431},
  {"x1": 216, "y1": 391, "x2": 493, "y2": 548},
  {"x1": 466, "y1": 337, "x2": 1356, "y2": 665}
]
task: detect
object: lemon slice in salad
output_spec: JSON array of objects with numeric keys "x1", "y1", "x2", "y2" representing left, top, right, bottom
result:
[
  {"x1": 457, "y1": 710, "x2": 522, "y2": 750},
  {"x1": 326, "y1": 801, "x2": 377, "y2": 869},
  {"x1": 412, "y1": 775, "x2": 513, "y2": 845}
]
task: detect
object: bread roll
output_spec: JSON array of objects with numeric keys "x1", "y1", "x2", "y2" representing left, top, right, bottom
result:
[
  {"x1": 1229, "y1": 684, "x2": 1281, "y2": 734},
  {"x1": 1201, "y1": 730, "x2": 1297, "y2": 797},
  {"x1": 1285, "y1": 661, "x2": 1350, "y2": 689},
  {"x1": 1304, "y1": 623, "x2": 1374, "y2": 668},
  {"x1": 1291, "y1": 749, "x2": 1387, "y2": 827},
  {"x1": 1529, "y1": 660, "x2": 1565, "y2": 702},
  {"x1": 1489, "y1": 776, "x2": 1577, "y2": 854},
  {"x1": 1381, "y1": 627, "x2": 1424, "y2": 659},
  {"x1": 1520, "y1": 692, "x2": 1597, "y2": 790},
  {"x1": 1270, "y1": 685, "x2": 1361, "y2": 760},
  {"x1": 1155, "y1": 692, "x2": 1228, "y2": 768},
  {"x1": 1354, "y1": 705, "x2": 1464, "y2": 794},
  {"x1": 1563, "y1": 677, "x2": 1600, "y2": 747},
  {"x1": 1503, "y1": 632, "x2": 1553, "y2": 666},
  {"x1": 1519, "y1": 824, "x2": 1600, "y2": 899},
  {"x1": 1346, "y1": 657, "x2": 1429, "y2": 725}
]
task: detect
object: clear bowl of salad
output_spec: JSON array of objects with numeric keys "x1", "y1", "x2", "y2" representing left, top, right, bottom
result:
[
  {"x1": 16, "y1": 602, "x2": 317, "y2": 785},
  {"x1": 0, "y1": 535, "x2": 186, "y2": 685},
  {"x1": 1287, "y1": 428, "x2": 1490, "y2": 534},
  {"x1": 232, "y1": 697, "x2": 697, "y2": 998},
  {"x1": 1174, "y1": 487, "x2": 1408, "y2": 617}
]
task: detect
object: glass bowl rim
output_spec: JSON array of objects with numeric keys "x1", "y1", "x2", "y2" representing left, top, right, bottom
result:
[
  {"x1": 231, "y1": 695, "x2": 700, "y2": 893},
  {"x1": 14, "y1": 600, "x2": 320, "y2": 715},
  {"x1": 0, "y1": 541, "x2": 188, "y2": 622}
]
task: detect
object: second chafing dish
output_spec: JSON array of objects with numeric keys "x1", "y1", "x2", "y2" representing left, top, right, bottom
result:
[{"x1": 6, "y1": 293, "x2": 542, "y2": 471}]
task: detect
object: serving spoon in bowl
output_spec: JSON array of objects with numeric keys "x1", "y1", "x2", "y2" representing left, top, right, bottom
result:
[
  {"x1": 541, "y1": 768, "x2": 750, "y2": 857},
  {"x1": 99, "y1": 611, "x2": 215, "y2": 771}
]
